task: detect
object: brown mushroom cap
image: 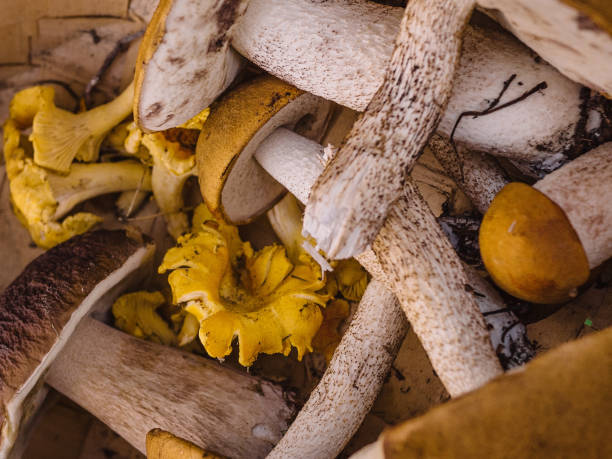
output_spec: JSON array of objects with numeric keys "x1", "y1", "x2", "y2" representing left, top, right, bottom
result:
[
  {"x1": 0, "y1": 230, "x2": 155, "y2": 457},
  {"x1": 196, "y1": 76, "x2": 331, "y2": 224},
  {"x1": 134, "y1": 0, "x2": 248, "y2": 131},
  {"x1": 479, "y1": 182, "x2": 589, "y2": 304}
]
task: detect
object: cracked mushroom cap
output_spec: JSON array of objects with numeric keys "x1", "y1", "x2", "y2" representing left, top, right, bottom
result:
[
  {"x1": 134, "y1": 0, "x2": 249, "y2": 131},
  {"x1": 196, "y1": 76, "x2": 331, "y2": 224},
  {"x1": 0, "y1": 230, "x2": 155, "y2": 457}
]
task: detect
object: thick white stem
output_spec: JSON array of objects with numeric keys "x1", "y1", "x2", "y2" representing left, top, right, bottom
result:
[
  {"x1": 47, "y1": 318, "x2": 295, "y2": 459},
  {"x1": 267, "y1": 281, "x2": 406, "y2": 459},
  {"x1": 302, "y1": 0, "x2": 476, "y2": 259},
  {"x1": 235, "y1": 0, "x2": 601, "y2": 167}
]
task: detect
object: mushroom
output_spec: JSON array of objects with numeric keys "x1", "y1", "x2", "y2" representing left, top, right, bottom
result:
[
  {"x1": 350, "y1": 326, "x2": 612, "y2": 459},
  {"x1": 479, "y1": 142, "x2": 612, "y2": 304},
  {"x1": 301, "y1": 0, "x2": 612, "y2": 259},
  {"x1": 478, "y1": 0, "x2": 612, "y2": 96},
  {"x1": 196, "y1": 76, "x2": 513, "y2": 457},
  {"x1": 0, "y1": 230, "x2": 155, "y2": 458},
  {"x1": 134, "y1": 0, "x2": 250, "y2": 131},
  {"x1": 47, "y1": 316, "x2": 295, "y2": 458},
  {"x1": 427, "y1": 134, "x2": 509, "y2": 215},
  {"x1": 0, "y1": 230, "x2": 296, "y2": 458},
  {"x1": 137, "y1": 0, "x2": 609, "y2": 173},
  {"x1": 146, "y1": 429, "x2": 225, "y2": 459}
]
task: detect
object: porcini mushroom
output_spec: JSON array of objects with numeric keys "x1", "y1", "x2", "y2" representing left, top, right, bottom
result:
[
  {"x1": 134, "y1": 0, "x2": 250, "y2": 131},
  {"x1": 137, "y1": 0, "x2": 609, "y2": 174},
  {"x1": 479, "y1": 142, "x2": 612, "y2": 304},
  {"x1": 0, "y1": 230, "x2": 155, "y2": 458},
  {"x1": 350, "y1": 326, "x2": 612, "y2": 459},
  {"x1": 47, "y1": 316, "x2": 295, "y2": 458},
  {"x1": 301, "y1": 0, "x2": 611, "y2": 259},
  {"x1": 196, "y1": 78, "x2": 509, "y2": 458},
  {"x1": 479, "y1": 0, "x2": 612, "y2": 96},
  {"x1": 0, "y1": 231, "x2": 296, "y2": 458}
]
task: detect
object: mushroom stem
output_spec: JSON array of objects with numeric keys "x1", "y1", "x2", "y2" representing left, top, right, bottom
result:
[
  {"x1": 47, "y1": 317, "x2": 295, "y2": 459},
  {"x1": 254, "y1": 129, "x2": 503, "y2": 397},
  {"x1": 234, "y1": 1, "x2": 608, "y2": 169},
  {"x1": 267, "y1": 281, "x2": 406, "y2": 459},
  {"x1": 302, "y1": 0, "x2": 476, "y2": 259},
  {"x1": 427, "y1": 134, "x2": 508, "y2": 214},
  {"x1": 0, "y1": 230, "x2": 155, "y2": 458}
]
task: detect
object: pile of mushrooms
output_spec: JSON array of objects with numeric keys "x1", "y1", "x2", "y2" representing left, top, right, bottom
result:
[{"x1": 1, "y1": 0, "x2": 611, "y2": 457}]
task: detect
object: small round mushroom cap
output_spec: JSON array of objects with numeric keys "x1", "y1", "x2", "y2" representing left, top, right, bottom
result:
[
  {"x1": 196, "y1": 76, "x2": 331, "y2": 224},
  {"x1": 0, "y1": 230, "x2": 155, "y2": 457},
  {"x1": 479, "y1": 182, "x2": 589, "y2": 304},
  {"x1": 134, "y1": 0, "x2": 249, "y2": 132}
]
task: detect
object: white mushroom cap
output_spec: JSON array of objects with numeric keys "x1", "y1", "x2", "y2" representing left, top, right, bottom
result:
[{"x1": 134, "y1": 0, "x2": 249, "y2": 131}]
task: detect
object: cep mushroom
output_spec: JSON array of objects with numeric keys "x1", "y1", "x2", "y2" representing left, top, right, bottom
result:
[
  {"x1": 0, "y1": 231, "x2": 296, "y2": 458},
  {"x1": 137, "y1": 0, "x2": 609, "y2": 175},
  {"x1": 134, "y1": 0, "x2": 250, "y2": 131},
  {"x1": 350, "y1": 326, "x2": 612, "y2": 459},
  {"x1": 195, "y1": 76, "x2": 520, "y2": 457},
  {"x1": 0, "y1": 230, "x2": 155, "y2": 458},
  {"x1": 479, "y1": 142, "x2": 612, "y2": 304}
]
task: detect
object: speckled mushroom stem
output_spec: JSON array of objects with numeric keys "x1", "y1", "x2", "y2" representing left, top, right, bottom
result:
[
  {"x1": 254, "y1": 129, "x2": 503, "y2": 398},
  {"x1": 0, "y1": 230, "x2": 155, "y2": 459},
  {"x1": 302, "y1": 0, "x2": 476, "y2": 259},
  {"x1": 267, "y1": 281, "x2": 406, "y2": 459},
  {"x1": 234, "y1": 0, "x2": 608, "y2": 174},
  {"x1": 427, "y1": 134, "x2": 508, "y2": 214},
  {"x1": 48, "y1": 318, "x2": 295, "y2": 459}
]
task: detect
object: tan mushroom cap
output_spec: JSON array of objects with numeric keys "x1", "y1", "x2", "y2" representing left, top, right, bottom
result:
[
  {"x1": 479, "y1": 182, "x2": 589, "y2": 304},
  {"x1": 196, "y1": 76, "x2": 331, "y2": 224},
  {"x1": 146, "y1": 429, "x2": 225, "y2": 459}
]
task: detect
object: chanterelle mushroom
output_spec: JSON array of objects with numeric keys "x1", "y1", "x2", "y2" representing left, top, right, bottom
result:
[
  {"x1": 0, "y1": 230, "x2": 155, "y2": 459},
  {"x1": 480, "y1": 142, "x2": 612, "y2": 303}
]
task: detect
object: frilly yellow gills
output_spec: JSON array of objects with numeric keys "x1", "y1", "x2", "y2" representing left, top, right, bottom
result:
[
  {"x1": 3, "y1": 117, "x2": 152, "y2": 249},
  {"x1": 159, "y1": 204, "x2": 329, "y2": 366},
  {"x1": 112, "y1": 291, "x2": 176, "y2": 346}
]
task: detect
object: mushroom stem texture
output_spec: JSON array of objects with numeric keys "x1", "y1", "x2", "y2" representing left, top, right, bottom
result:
[
  {"x1": 47, "y1": 318, "x2": 295, "y2": 459},
  {"x1": 302, "y1": 0, "x2": 475, "y2": 259},
  {"x1": 234, "y1": 1, "x2": 607, "y2": 170},
  {"x1": 267, "y1": 281, "x2": 406, "y2": 459},
  {"x1": 427, "y1": 134, "x2": 508, "y2": 214}
]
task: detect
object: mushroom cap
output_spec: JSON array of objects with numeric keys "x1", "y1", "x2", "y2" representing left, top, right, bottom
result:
[
  {"x1": 134, "y1": 0, "x2": 248, "y2": 132},
  {"x1": 0, "y1": 230, "x2": 155, "y2": 457},
  {"x1": 479, "y1": 182, "x2": 589, "y2": 304},
  {"x1": 196, "y1": 76, "x2": 331, "y2": 224}
]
